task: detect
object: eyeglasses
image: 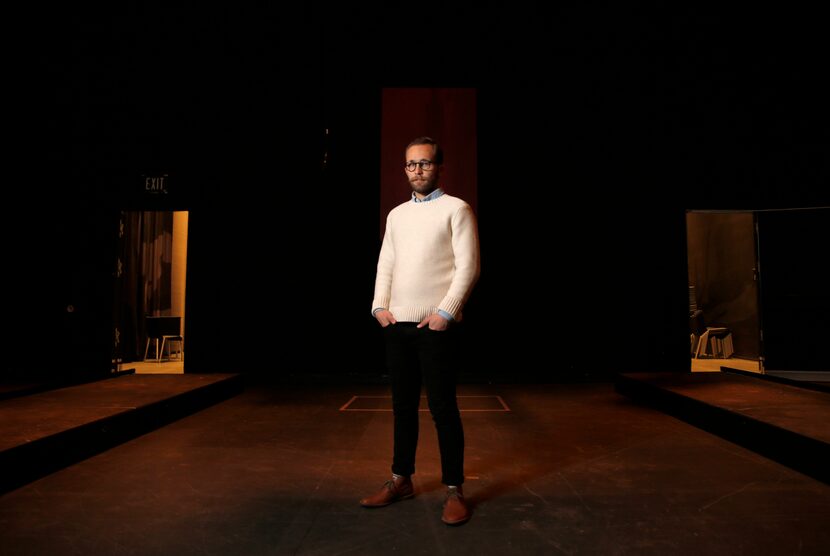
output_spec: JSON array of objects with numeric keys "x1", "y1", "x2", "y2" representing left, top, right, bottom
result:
[{"x1": 405, "y1": 160, "x2": 434, "y2": 172}]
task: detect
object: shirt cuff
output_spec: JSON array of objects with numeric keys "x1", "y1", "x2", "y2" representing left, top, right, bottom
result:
[{"x1": 437, "y1": 309, "x2": 454, "y2": 321}]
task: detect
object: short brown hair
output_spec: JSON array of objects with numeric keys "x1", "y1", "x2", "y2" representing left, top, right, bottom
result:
[{"x1": 406, "y1": 136, "x2": 443, "y2": 165}]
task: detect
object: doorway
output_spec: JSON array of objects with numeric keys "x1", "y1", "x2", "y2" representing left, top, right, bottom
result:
[
  {"x1": 686, "y1": 211, "x2": 762, "y2": 373},
  {"x1": 113, "y1": 211, "x2": 188, "y2": 374}
]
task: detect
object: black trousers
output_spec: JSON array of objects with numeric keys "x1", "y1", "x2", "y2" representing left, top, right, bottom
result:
[{"x1": 383, "y1": 322, "x2": 465, "y2": 486}]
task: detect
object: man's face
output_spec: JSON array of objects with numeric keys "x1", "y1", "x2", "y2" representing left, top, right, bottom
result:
[{"x1": 405, "y1": 144, "x2": 440, "y2": 196}]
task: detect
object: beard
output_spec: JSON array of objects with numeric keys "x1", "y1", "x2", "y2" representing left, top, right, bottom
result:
[{"x1": 409, "y1": 173, "x2": 439, "y2": 196}]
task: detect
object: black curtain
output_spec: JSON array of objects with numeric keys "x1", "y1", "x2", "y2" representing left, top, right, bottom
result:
[{"x1": 121, "y1": 211, "x2": 174, "y2": 362}]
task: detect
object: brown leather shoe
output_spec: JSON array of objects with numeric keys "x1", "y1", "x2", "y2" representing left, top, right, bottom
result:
[
  {"x1": 359, "y1": 475, "x2": 415, "y2": 508},
  {"x1": 441, "y1": 486, "x2": 471, "y2": 525}
]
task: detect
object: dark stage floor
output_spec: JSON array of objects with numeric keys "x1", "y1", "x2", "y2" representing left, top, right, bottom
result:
[
  {"x1": 617, "y1": 371, "x2": 830, "y2": 484},
  {"x1": 1, "y1": 382, "x2": 828, "y2": 555},
  {"x1": 0, "y1": 374, "x2": 242, "y2": 494},
  {"x1": 0, "y1": 374, "x2": 239, "y2": 452},
  {"x1": 619, "y1": 371, "x2": 830, "y2": 445}
]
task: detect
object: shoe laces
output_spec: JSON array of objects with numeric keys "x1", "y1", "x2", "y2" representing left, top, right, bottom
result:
[
  {"x1": 445, "y1": 488, "x2": 463, "y2": 501},
  {"x1": 385, "y1": 479, "x2": 408, "y2": 493}
]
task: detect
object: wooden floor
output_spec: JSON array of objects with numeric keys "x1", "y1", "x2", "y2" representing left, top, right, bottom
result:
[
  {"x1": 1, "y1": 382, "x2": 828, "y2": 555},
  {"x1": 690, "y1": 357, "x2": 760, "y2": 373},
  {"x1": 125, "y1": 359, "x2": 184, "y2": 374},
  {"x1": 126, "y1": 357, "x2": 759, "y2": 375},
  {"x1": 123, "y1": 353, "x2": 761, "y2": 376}
]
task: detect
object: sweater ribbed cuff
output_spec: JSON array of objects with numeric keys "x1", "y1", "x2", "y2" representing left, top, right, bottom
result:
[
  {"x1": 371, "y1": 296, "x2": 390, "y2": 317},
  {"x1": 437, "y1": 296, "x2": 464, "y2": 319}
]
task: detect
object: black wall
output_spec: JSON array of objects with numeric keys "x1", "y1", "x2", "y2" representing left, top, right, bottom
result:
[
  {"x1": 758, "y1": 208, "x2": 830, "y2": 371},
  {"x1": 6, "y1": 6, "x2": 827, "y2": 383}
]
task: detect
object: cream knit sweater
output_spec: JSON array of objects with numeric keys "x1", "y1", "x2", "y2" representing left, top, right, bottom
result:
[{"x1": 372, "y1": 193, "x2": 480, "y2": 322}]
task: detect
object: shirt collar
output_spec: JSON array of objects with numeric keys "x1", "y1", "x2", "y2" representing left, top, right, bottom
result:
[{"x1": 412, "y1": 188, "x2": 445, "y2": 203}]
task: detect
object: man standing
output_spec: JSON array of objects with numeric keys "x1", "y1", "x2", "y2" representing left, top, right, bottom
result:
[{"x1": 360, "y1": 137, "x2": 480, "y2": 526}]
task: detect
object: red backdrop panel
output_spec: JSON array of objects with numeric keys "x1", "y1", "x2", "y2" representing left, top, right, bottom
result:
[{"x1": 379, "y1": 88, "x2": 477, "y2": 238}]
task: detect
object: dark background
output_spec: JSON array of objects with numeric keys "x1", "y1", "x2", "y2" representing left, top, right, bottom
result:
[{"x1": 4, "y1": 5, "x2": 828, "y2": 383}]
